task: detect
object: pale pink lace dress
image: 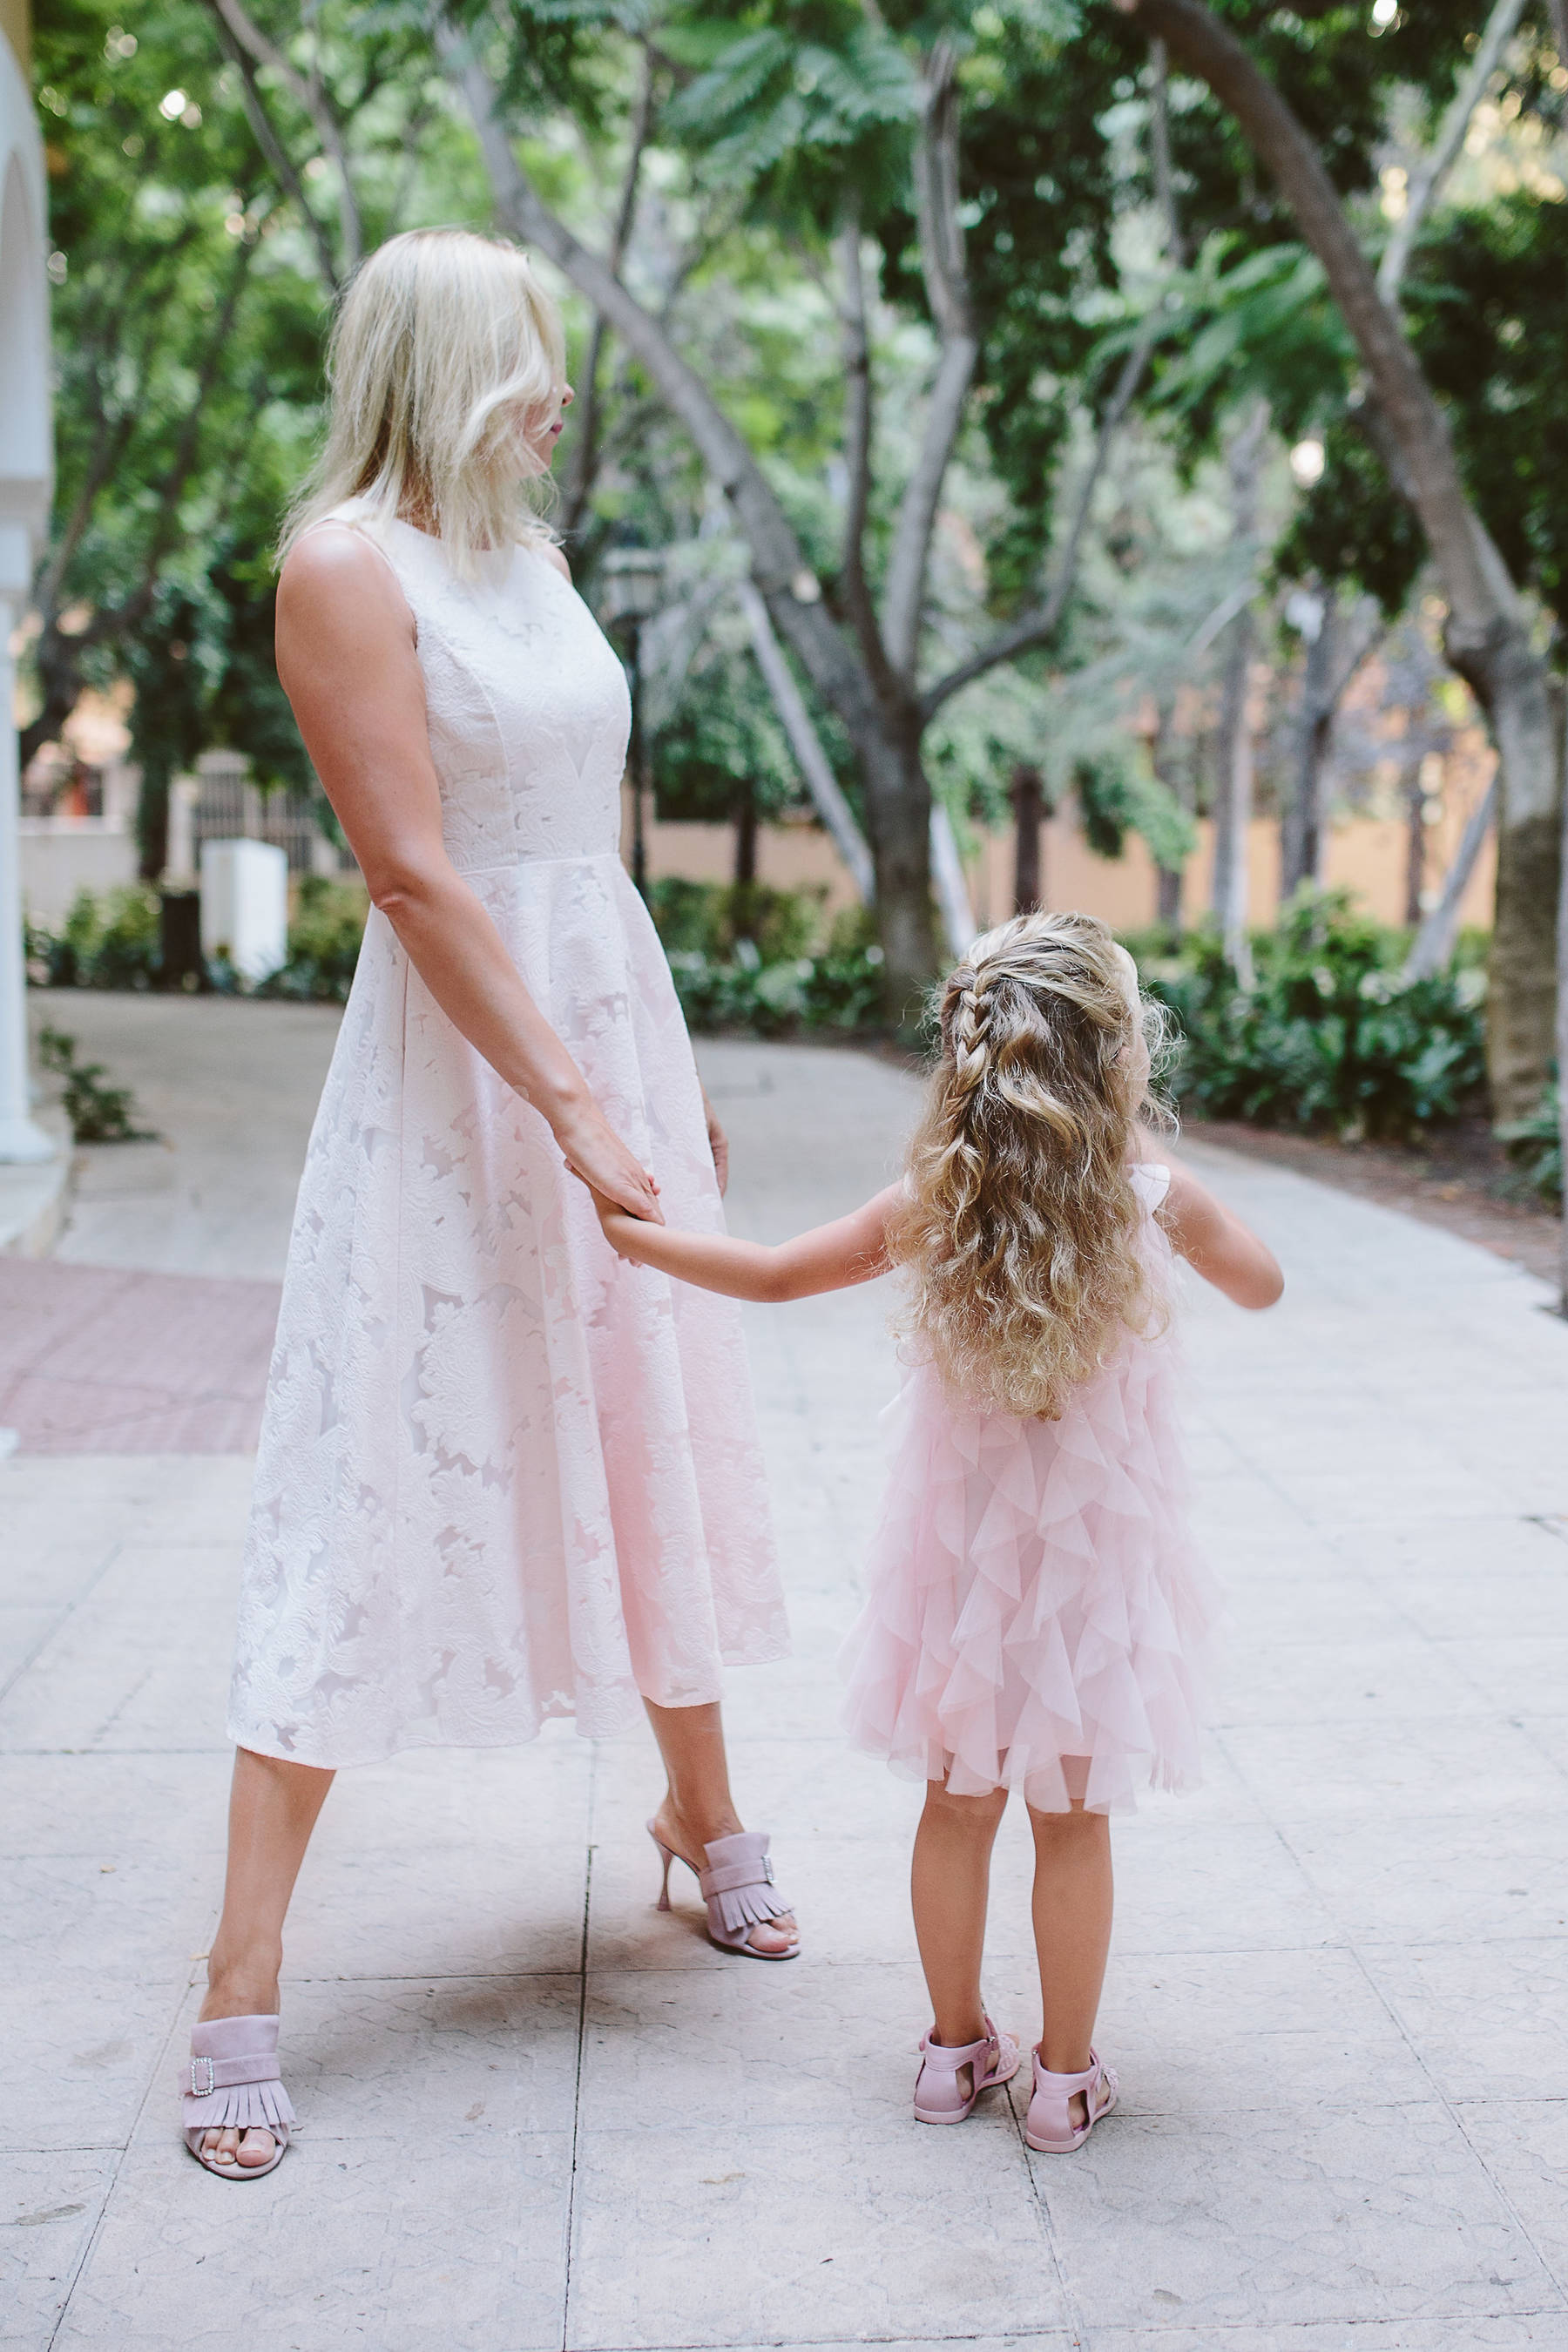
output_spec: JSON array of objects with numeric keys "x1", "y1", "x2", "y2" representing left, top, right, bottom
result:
[
  {"x1": 227, "y1": 510, "x2": 785, "y2": 1767},
  {"x1": 841, "y1": 1166, "x2": 1216, "y2": 1813}
]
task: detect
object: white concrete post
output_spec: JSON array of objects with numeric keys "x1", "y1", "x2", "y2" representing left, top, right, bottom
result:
[{"x1": 0, "y1": 561, "x2": 52, "y2": 1161}]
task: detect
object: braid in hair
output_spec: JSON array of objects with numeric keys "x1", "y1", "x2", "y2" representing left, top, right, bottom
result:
[{"x1": 888, "y1": 910, "x2": 1171, "y2": 1419}]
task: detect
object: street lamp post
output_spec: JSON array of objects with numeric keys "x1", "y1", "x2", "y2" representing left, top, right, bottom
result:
[{"x1": 600, "y1": 549, "x2": 663, "y2": 901}]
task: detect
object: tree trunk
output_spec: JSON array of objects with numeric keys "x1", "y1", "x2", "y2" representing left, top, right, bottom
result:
[
  {"x1": 1115, "y1": 0, "x2": 1563, "y2": 1117},
  {"x1": 1402, "y1": 763, "x2": 1426, "y2": 929},
  {"x1": 1010, "y1": 764, "x2": 1044, "y2": 914},
  {"x1": 1282, "y1": 591, "x2": 1335, "y2": 897},
  {"x1": 1213, "y1": 605, "x2": 1256, "y2": 977},
  {"x1": 863, "y1": 725, "x2": 939, "y2": 1021},
  {"x1": 733, "y1": 781, "x2": 757, "y2": 888},
  {"x1": 136, "y1": 761, "x2": 170, "y2": 884},
  {"x1": 1151, "y1": 699, "x2": 1187, "y2": 933},
  {"x1": 1212, "y1": 402, "x2": 1267, "y2": 972},
  {"x1": 1464, "y1": 645, "x2": 1563, "y2": 1123}
]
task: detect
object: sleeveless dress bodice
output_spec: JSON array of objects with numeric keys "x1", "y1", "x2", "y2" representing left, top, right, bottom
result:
[
  {"x1": 227, "y1": 509, "x2": 785, "y2": 1768},
  {"x1": 374, "y1": 517, "x2": 631, "y2": 870}
]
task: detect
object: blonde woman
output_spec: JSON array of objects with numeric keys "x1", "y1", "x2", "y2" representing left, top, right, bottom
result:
[
  {"x1": 184, "y1": 228, "x2": 795, "y2": 2182},
  {"x1": 596, "y1": 911, "x2": 1282, "y2": 2154}
]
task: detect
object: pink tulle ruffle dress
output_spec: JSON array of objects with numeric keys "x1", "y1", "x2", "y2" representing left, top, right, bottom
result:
[{"x1": 841, "y1": 1165, "x2": 1217, "y2": 1814}]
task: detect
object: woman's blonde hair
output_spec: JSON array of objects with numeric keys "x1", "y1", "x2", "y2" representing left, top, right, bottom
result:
[
  {"x1": 889, "y1": 909, "x2": 1171, "y2": 1421},
  {"x1": 280, "y1": 226, "x2": 565, "y2": 576}
]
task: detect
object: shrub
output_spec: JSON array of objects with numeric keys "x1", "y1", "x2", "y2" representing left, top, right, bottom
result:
[
  {"x1": 28, "y1": 885, "x2": 163, "y2": 990},
  {"x1": 645, "y1": 878, "x2": 825, "y2": 965},
  {"x1": 1497, "y1": 1084, "x2": 1563, "y2": 1209},
  {"x1": 37, "y1": 1025, "x2": 157, "y2": 1143},
  {"x1": 1136, "y1": 889, "x2": 1489, "y2": 1141},
  {"x1": 256, "y1": 875, "x2": 368, "y2": 1003}
]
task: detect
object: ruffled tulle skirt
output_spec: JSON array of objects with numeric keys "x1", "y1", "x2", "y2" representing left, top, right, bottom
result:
[{"x1": 841, "y1": 1328, "x2": 1217, "y2": 1815}]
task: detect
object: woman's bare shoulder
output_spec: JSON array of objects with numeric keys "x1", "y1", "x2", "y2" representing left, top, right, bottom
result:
[
  {"x1": 277, "y1": 524, "x2": 413, "y2": 649},
  {"x1": 537, "y1": 540, "x2": 572, "y2": 584}
]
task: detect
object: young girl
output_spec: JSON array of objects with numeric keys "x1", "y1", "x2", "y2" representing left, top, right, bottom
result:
[{"x1": 595, "y1": 911, "x2": 1282, "y2": 2152}]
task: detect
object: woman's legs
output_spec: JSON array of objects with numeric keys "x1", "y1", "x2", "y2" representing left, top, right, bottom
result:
[
  {"x1": 1026, "y1": 1800, "x2": 1113, "y2": 2123},
  {"x1": 911, "y1": 1781, "x2": 1010, "y2": 2060},
  {"x1": 644, "y1": 1698, "x2": 796, "y2": 1957},
  {"x1": 197, "y1": 1748, "x2": 334, "y2": 2169}
]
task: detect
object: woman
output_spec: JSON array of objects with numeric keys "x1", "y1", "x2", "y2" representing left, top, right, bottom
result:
[{"x1": 183, "y1": 227, "x2": 796, "y2": 2181}]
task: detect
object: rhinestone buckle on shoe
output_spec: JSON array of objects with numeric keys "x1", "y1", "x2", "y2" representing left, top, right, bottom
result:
[{"x1": 189, "y1": 2056, "x2": 216, "y2": 2097}]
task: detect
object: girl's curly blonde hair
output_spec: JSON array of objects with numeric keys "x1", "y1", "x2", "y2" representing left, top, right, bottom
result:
[{"x1": 888, "y1": 909, "x2": 1171, "y2": 1421}]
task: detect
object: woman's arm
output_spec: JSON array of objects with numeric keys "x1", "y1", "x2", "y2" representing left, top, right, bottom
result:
[
  {"x1": 1155, "y1": 1152, "x2": 1284, "y2": 1310},
  {"x1": 595, "y1": 1185, "x2": 900, "y2": 1302},
  {"x1": 275, "y1": 526, "x2": 661, "y2": 1220}
]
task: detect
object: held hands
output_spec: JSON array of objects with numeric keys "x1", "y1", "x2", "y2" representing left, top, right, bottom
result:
[{"x1": 553, "y1": 1097, "x2": 664, "y2": 1225}]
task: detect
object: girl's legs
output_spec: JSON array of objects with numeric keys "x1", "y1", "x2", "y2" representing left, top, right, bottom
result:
[
  {"x1": 1026, "y1": 1800, "x2": 1113, "y2": 2124},
  {"x1": 911, "y1": 1781, "x2": 1010, "y2": 2071},
  {"x1": 197, "y1": 1748, "x2": 335, "y2": 2169},
  {"x1": 644, "y1": 1698, "x2": 796, "y2": 1957}
]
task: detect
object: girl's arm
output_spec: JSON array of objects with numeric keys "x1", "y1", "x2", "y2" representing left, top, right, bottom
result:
[
  {"x1": 276, "y1": 527, "x2": 661, "y2": 1221},
  {"x1": 1154, "y1": 1152, "x2": 1284, "y2": 1310},
  {"x1": 595, "y1": 1185, "x2": 901, "y2": 1302}
]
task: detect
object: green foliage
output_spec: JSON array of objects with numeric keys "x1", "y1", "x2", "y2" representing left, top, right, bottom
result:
[
  {"x1": 1137, "y1": 890, "x2": 1488, "y2": 1141},
  {"x1": 36, "y1": 1025, "x2": 157, "y2": 1144},
  {"x1": 1409, "y1": 193, "x2": 1568, "y2": 617},
  {"x1": 651, "y1": 884, "x2": 884, "y2": 1033},
  {"x1": 646, "y1": 877, "x2": 823, "y2": 963},
  {"x1": 1497, "y1": 1084, "x2": 1564, "y2": 1211},
  {"x1": 27, "y1": 886, "x2": 164, "y2": 990},
  {"x1": 255, "y1": 877, "x2": 368, "y2": 1002}
]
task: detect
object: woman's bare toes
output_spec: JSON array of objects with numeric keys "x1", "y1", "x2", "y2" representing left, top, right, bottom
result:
[
  {"x1": 747, "y1": 1910, "x2": 799, "y2": 1956},
  {"x1": 234, "y1": 2126, "x2": 276, "y2": 2169},
  {"x1": 202, "y1": 2126, "x2": 240, "y2": 2167}
]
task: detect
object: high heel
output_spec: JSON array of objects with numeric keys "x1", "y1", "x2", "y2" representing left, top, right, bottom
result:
[
  {"x1": 912, "y1": 2014, "x2": 1019, "y2": 2125},
  {"x1": 645, "y1": 1821, "x2": 799, "y2": 1960},
  {"x1": 1024, "y1": 2045, "x2": 1118, "y2": 2153},
  {"x1": 180, "y1": 2014, "x2": 294, "y2": 2180}
]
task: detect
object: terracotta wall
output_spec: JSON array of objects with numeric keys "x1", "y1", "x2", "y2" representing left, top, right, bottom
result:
[{"x1": 627, "y1": 787, "x2": 1498, "y2": 940}]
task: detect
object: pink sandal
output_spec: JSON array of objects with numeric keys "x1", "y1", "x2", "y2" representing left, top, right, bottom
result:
[
  {"x1": 913, "y1": 2015, "x2": 1020, "y2": 2124},
  {"x1": 180, "y1": 2014, "x2": 294, "y2": 2180},
  {"x1": 1024, "y1": 2045, "x2": 1118, "y2": 2153},
  {"x1": 648, "y1": 1822, "x2": 800, "y2": 1960}
]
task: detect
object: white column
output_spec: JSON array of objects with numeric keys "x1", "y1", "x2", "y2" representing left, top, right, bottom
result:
[{"x1": 0, "y1": 558, "x2": 52, "y2": 1161}]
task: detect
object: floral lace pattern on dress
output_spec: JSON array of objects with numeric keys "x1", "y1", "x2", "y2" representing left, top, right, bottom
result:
[{"x1": 228, "y1": 513, "x2": 786, "y2": 1768}]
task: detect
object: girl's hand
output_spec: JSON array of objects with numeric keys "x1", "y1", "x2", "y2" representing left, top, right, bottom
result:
[
  {"x1": 702, "y1": 1086, "x2": 730, "y2": 1196},
  {"x1": 554, "y1": 1098, "x2": 663, "y2": 1224}
]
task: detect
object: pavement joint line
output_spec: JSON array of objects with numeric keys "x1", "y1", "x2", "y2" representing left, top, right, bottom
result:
[
  {"x1": 560, "y1": 1747, "x2": 598, "y2": 2352},
  {"x1": 0, "y1": 1536, "x2": 125, "y2": 1714},
  {"x1": 42, "y1": 1902, "x2": 216, "y2": 2352},
  {"x1": 1342, "y1": 1937, "x2": 1568, "y2": 2314}
]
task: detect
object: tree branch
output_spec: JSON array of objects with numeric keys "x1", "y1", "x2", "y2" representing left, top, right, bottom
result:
[
  {"x1": 209, "y1": 10, "x2": 341, "y2": 289},
  {"x1": 1402, "y1": 774, "x2": 1497, "y2": 978},
  {"x1": 834, "y1": 201, "x2": 895, "y2": 694},
  {"x1": 881, "y1": 41, "x2": 979, "y2": 681},
  {"x1": 560, "y1": 44, "x2": 655, "y2": 541},
  {"x1": 1149, "y1": 37, "x2": 1187, "y2": 267},
  {"x1": 436, "y1": 14, "x2": 887, "y2": 763},
  {"x1": 920, "y1": 312, "x2": 1158, "y2": 720},
  {"x1": 206, "y1": 0, "x2": 362, "y2": 271},
  {"x1": 1112, "y1": 0, "x2": 1497, "y2": 654},
  {"x1": 736, "y1": 578, "x2": 875, "y2": 902},
  {"x1": 1378, "y1": 0, "x2": 1527, "y2": 303}
]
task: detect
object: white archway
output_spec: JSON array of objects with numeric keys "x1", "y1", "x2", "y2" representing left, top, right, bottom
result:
[{"x1": 0, "y1": 27, "x2": 54, "y2": 1163}]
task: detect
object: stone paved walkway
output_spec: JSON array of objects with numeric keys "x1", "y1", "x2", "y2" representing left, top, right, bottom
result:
[{"x1": 3, "y1": 1016, "x2": 1568, "y2": 2351}]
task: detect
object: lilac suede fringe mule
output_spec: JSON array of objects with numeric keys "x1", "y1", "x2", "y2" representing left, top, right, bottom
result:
[
  {"x1": 180, "y1": 2014, "x2": 294, "y2": 2180},
  {"x1": 913, "y1": 2015, "x2": 1020, "y2": 2125},
  {"x1": 647, "y1": 1822, "x2": 800, "y2": 1959},
  {"x1": 1024, "y1": 2046, "x2": 1118, "y2": 2153}
]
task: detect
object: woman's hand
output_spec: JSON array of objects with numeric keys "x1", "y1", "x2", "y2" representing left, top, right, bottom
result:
[
  {"x1": 702, "y1": 1087, "x2": 729, "y2": 1196},
  {"x1": 554, "y1": 1097, "x2": 664, "y2": 1224}
]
